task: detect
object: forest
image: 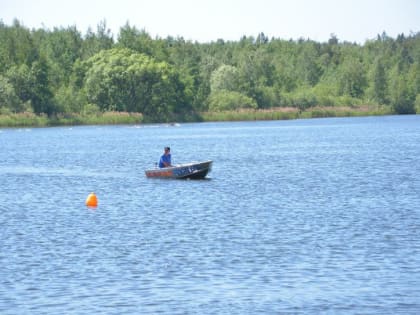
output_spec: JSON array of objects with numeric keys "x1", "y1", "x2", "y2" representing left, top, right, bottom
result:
[{"x1": 0, "y1": 19, "x2": 419, "y2": 125}]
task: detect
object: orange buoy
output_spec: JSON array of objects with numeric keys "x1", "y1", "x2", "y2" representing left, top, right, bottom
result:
[{"x1": 85, "y1": 192, "x2": 98, "y2": 207}]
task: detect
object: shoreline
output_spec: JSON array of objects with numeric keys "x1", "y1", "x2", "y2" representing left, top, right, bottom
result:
[{"x1": 0, "y1": 105, "x2": 394, "y2": 128}]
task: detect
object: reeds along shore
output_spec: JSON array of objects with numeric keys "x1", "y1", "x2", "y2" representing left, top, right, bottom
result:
[
  {"x1": 0, "y1": 105, "x2": 394, "y2": 128},
  {"x1": 199, "y1": 105, "x2": 391, "y2": 121},
  {"x1": 0, "y1": 111, "x2": 143, "y2": 127}
]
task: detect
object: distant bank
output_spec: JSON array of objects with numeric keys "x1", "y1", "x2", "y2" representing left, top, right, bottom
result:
[{"x1": 0, "y1": 105, "x2": 395, "y2": 128}]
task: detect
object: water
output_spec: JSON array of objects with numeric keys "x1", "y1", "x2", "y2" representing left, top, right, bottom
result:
[{"x1": 1, "y1": 115, "x2": 419, "y2": 314}]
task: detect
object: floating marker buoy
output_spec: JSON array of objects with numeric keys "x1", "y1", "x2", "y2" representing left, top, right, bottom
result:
[{"x1": 85, "y1": 192, "x2": 98, "y2": 207}]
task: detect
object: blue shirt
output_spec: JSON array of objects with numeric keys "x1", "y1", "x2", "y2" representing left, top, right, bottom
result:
[{"x1": 159, "y1": 153, "x2": 171, "y2": 168}]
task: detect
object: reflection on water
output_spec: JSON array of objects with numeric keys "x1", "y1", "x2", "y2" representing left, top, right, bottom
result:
[{"x1": 1, "y1": 116, "x2": 420, "y2": 314}]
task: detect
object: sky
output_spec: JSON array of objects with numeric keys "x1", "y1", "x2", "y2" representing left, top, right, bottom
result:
[{"x1": 1, "y1": 0, "x2": 419, "y2": 43}]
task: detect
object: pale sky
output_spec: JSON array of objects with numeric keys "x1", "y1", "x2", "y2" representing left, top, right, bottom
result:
[{"x1": 1, "y1": 0, "x2": 419, "y2": 43}]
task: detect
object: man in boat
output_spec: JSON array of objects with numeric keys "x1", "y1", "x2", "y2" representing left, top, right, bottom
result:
[{"x1": 159, "y1": 146, "x2": 172, "y2": 168}]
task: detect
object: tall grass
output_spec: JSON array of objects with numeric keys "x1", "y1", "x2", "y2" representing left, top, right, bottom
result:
[
  {"x1": 0, "y1": 105, "x2": 393, "y2": 128},
  {"x1": 201, "y1": 107, "x2": 299, "y2": 121},
  {"x1": 0, "y1": 112, "x2": 143, "y2": 128},
  {"x1": 298, "y1": 105, "x2": 391, "y2": 119},
  {"x1": 0, "y1": 112, "x2": 49, "y2": 127},
  {"x1": 200, "y1": 105, "x2": 392, "y2": 122}
]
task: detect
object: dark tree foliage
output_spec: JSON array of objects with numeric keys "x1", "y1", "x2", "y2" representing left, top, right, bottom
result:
[
  {"x1": 0, "y1": 20, "x2": 419, "y2": 119},
  {"x1": 30, "y1": 56, "x2": 54, "y2": 115}
]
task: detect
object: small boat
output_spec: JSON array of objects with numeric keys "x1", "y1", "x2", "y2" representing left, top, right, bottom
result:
[{"x1": 145, "y1": 160, "x2": 213, "y2": 179}]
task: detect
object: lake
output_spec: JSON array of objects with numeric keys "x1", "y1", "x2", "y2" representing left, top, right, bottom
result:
[{"x1": 1, "y1": 115, "x2": 419, "y2": 314}]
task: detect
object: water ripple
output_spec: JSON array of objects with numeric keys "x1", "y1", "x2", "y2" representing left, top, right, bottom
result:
[{"x1": 1, "y1": 116, "x2": 420, "y2": 314}]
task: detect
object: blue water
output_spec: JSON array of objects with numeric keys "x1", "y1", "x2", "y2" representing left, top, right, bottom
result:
[{"x1": 1, "y1": 115, "x2": 420, "y2": 314}]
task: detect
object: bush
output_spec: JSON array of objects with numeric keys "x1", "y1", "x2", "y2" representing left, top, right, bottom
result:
[
  {"x1": 208, "y1": 91, "x2": 257, "y2": 111},
  {"x1": 288, "y1": 89, "x2": 318, "y2": 110},
  {"x1": 82, "y1": 103, "x2": 101, "y2": 115},
  {"x1": 255, "y1": 86, "x2": 282, "y2": 108},
  {"x1": 312, "y1": 84, "x2": 337, "y2": 106}
]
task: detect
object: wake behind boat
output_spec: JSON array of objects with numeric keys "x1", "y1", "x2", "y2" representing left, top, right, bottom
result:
[{"x1": 145, "y1": 160, "x2": 212, "y2": 179}]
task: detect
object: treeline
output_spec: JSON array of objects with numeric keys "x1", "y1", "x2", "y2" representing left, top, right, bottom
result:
[{"x1": 0, "y1": 19, "x2": 419, "y2": 123}]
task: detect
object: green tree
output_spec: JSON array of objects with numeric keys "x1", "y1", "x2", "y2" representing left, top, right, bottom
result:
[
  {"x1": 37, "y1": 26, "x2": 82, "y2": 87},
  {"x1": 6, "y1": 64, "x2": 33, "y2": 106},
  {"x1": 117, "y1": 23, "x2": 154, "y2": 56},
  {"x1": 371, "y1": 57, "x2": 388, "y2": 104},
  {"x1": 0, "y1": 20, "x2": 38, "y2": 73},
  {"x1": 30, "y1": 56, "x2": 55, "y2": 115},
  {"x1": 0, "y1": 75, "x2": 20, "y2": 112},
  {"x1": 407, "y1": 62, "x2": 420, "y2": 98},
  {"x1": 208, "y1": 91, "x2": 257, "y2": 111},
  {"x1": 297, "y1": 42, "x2": 323, "y2": 86},
  {"x1": 338, "y1": 57, "x2": 367, "y2": 98},
  {"x1": 389, "y1": 73, "x2": 415, "y2": 114},
  {"x1": 210, "y1": 64, "x2": 240, "y2": 92},
  {"x1": 82, "y1": 20, "x2": 114, "y2": 59},
  {"x1": 83, "y1": 48, "x2": 190, "y2": 121}
]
